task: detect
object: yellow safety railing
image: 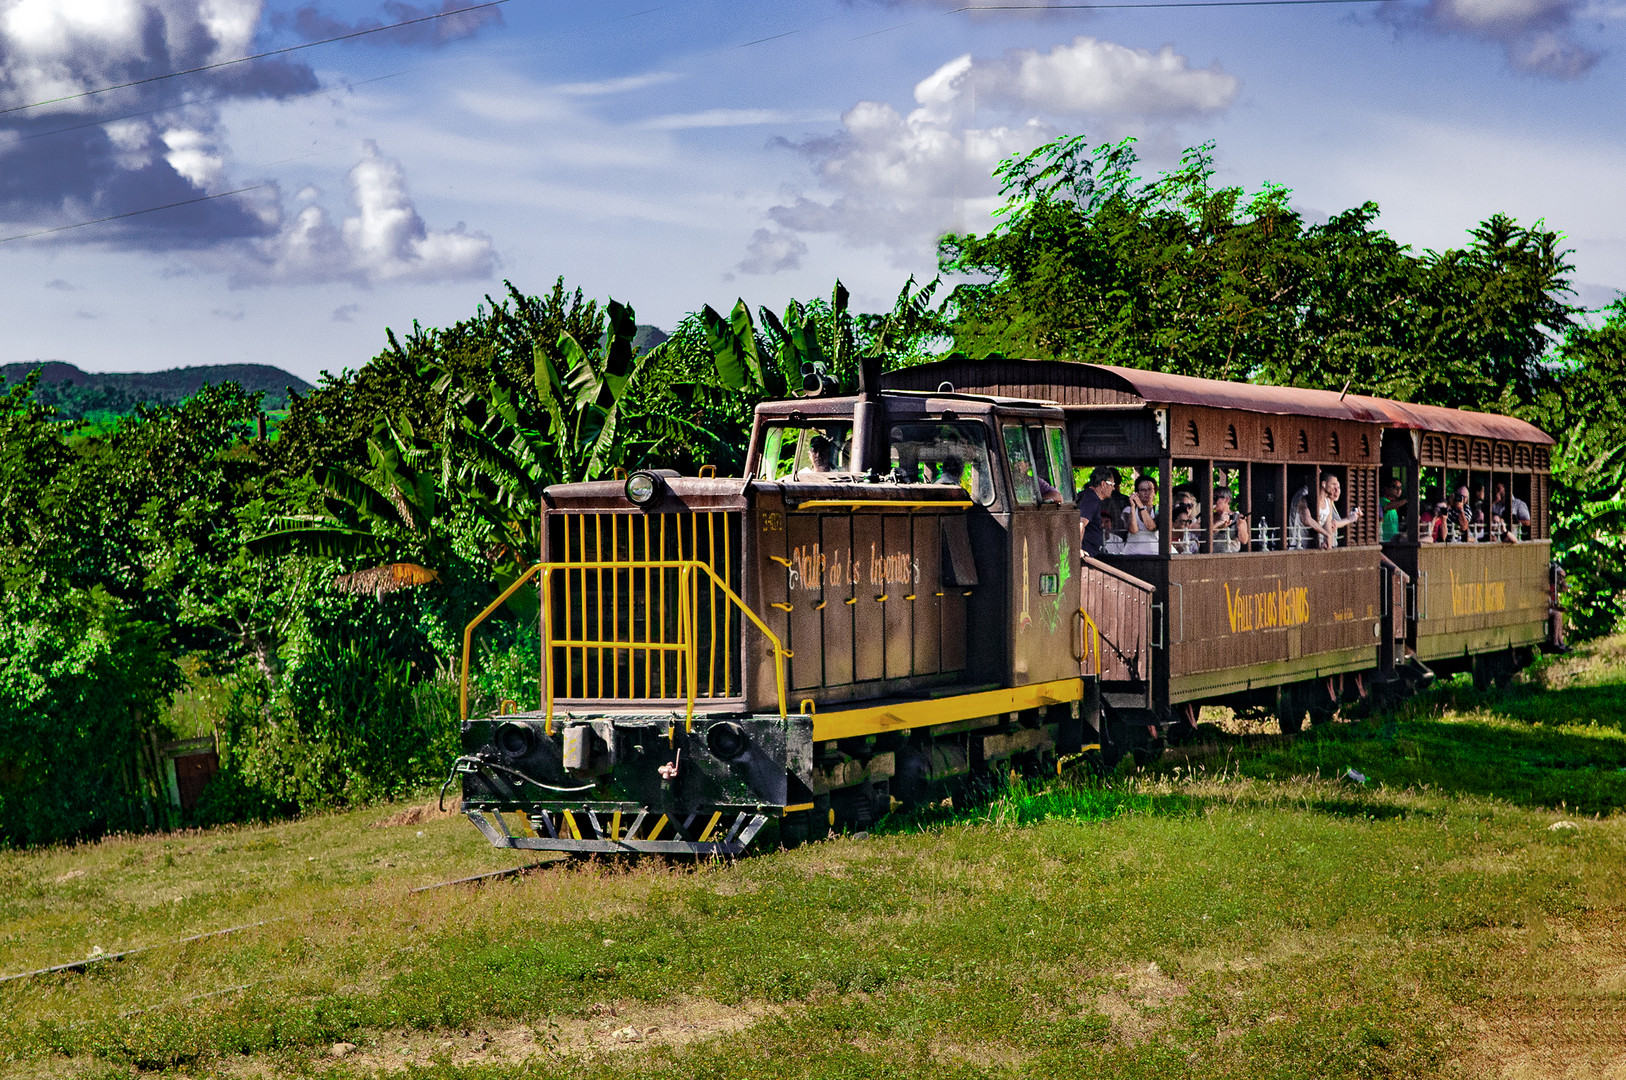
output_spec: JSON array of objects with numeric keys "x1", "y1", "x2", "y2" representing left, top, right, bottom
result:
[
  {"x1": 460, "y1": 562, "x2": 545, "y2": 725},
  {"x1": 459, "y1": 556, "x2": 791, "y2": 735},
  {"x1": 538, "y1": 558, "x2": 789, "y2": 734}
]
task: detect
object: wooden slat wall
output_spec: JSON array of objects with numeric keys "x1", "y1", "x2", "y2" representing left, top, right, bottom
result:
[{"x1": 1080, "y1": 560, "x2": 1153, "y2": 683}]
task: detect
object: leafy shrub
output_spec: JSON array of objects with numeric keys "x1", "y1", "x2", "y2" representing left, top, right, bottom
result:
[
  {"x1": 0, "y1": 586, "x2": 180, "y2": 846},
  {"x1": 214, "y1": 636, "x2": 460, "y2": 815}
]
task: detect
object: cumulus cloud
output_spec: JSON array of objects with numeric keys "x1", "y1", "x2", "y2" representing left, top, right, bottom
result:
[
  {"x1": 762, "y1": 37, "x2": 1238, "y2": 261},
  {"x1": 229, "y1": 140, "x2": 496, "y2": 286},
  {"x1": 736, "y1": 228, "x2": 808, "y2": 275},
  {"x1": 0, "y1": 0, "x2": 497, "y2": 287},
  {"x1": 1386, "y1": 0, "x2": 1601, "y2": 77},
  {"x1": 0, "y1": 0, "x2": 312, "y2": 249}
]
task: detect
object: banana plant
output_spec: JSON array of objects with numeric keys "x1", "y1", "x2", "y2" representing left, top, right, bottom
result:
[
  {"x1": 247, "y1": 417, "x2": 447, "y2": 595},
  {"x1": 450, "y1": 299, "x2": 721, "y2": 581}
]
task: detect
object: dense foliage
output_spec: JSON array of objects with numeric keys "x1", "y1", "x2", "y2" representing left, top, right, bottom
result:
[{"x1": 0, "y1": 137, "x2": 1621, "y2": 846}]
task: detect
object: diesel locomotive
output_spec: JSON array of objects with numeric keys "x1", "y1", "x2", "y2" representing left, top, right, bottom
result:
[{"x1": 454, "y1": 358, "x2": 1561, "y2": 856}]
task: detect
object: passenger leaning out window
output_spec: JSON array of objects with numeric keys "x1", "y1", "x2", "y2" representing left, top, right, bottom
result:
[{"x1": 1290, "y1": 473, "x2": 1361, "y2": 549}]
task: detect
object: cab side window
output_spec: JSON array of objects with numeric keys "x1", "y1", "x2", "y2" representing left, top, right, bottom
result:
[
  {"x1": 1003, "y1": 425, "x2": 1039, "y2": 505},
  {"x1": 1043, "y1": 425, "x2": 1076, "y2": 503}
]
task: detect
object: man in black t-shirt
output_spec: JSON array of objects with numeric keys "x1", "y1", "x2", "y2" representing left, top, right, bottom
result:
[{"x1": 1078, "y1": 466, "x2": 1119, "y2": 557}]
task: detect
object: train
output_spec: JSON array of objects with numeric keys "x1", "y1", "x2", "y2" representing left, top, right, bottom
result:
[{"x1": 452, "y1": 357, "x2": 1562, "y2": 856}]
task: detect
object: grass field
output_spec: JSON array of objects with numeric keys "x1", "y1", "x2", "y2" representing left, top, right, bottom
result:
[{"x1": 3, "y1": 640, "x2": 1625, "y2": 1079}]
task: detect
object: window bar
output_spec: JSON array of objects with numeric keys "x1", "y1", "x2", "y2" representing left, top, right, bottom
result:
[
  {"x1": 594, "y1": 513, "x2": 605, "y2": 698},
  {"x1": 642, "y1": 514, "x2": 653, "y2": 698},
  {"x1": 724, "y1": 512, "x2": 735, "y2": 696},
  {"x1": 562, "y1": 516, "x2": 575, "y2": 699},
  {"x1": 658, "y1": 514, "x2": 669, "y2": 698},
  {"x1": 706, "y1": 511, "x2": 719, "y2": 699},
  {"x1": 611, "y1": 513, "x2": 622, "y2": 698}
]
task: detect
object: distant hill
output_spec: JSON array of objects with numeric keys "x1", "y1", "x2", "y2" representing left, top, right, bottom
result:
[
  {"x1": 632, "y1": 324, "x2": 669, "y2": 354},
  {"x1": 2, "y1": 362, "x2": 312, "y2": 420}
]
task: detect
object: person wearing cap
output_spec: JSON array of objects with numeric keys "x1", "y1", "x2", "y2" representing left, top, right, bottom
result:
[{"x1": 1078, "y1": 466, "x2": 1118, "y2": 557}]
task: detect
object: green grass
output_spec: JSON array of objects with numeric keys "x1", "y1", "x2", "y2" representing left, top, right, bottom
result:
[{"x1": 3, "y1": 639, "x2": 1625, "y2": 1079}]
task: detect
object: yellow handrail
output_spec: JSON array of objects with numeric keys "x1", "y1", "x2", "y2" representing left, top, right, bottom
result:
[
  {"x1": 461, "y1": 555, "x2": 791, "y2": 737},
  {"x1": 460, "y1": 562, "x2": 545, "y2": 723},
  {"x1": 1075, "y1": 608, "x2": 1102, "y2": 677}
]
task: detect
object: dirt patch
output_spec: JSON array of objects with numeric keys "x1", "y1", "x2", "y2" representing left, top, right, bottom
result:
[
  {"x1": 1450, "y1": 911, "x2": 1626, "y2": 1080},
  {"x1": 1092, "y1": 962, "x2": 1189, "y2": 1047},
  {"x1": 372, "y1": 800, "x2": 462, "y2": 828},
  {"x1": 308, "y1": 996, "x2": 774, "y2": 1071}
]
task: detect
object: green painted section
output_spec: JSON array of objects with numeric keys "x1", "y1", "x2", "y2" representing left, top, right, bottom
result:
[
  {"x1": 1169, "y1": 645, "x2": 1376, "y2": 703},
  {"x1": 1416, "y1": 623, "x2": 1546, "y2": 663}
]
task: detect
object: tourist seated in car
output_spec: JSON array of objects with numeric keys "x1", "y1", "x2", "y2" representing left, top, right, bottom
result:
[
  {"x1": 1289, "y1": 473, "x2": 1362, "y2": 549},
  {"x1": 1120, "y1": 475, "x2": 1159, "y2": 554},
  {"x1": 1211, "y1": 487, "x2": 1250, "y2": 552},
  {"x1": 1431, "y1": 487, "x2": 1476, "y2": 542}
]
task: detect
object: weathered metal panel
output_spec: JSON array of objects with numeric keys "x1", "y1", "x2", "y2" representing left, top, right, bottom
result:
[
  {"x1": 1080, "y1": 558, "x2": 1153, "y2": 684},
  {"x1": 851, "y1": 514, "x2": 886, "y2": 683},
  {"x1": 1164, "y1": 548, "x2": 1380, "y2": 692},
  {"x1": 821, "y1": 515, "x2": 855, "y2": 688},
  {"x1": 1414, "y1": 541, "x2": 1551, "y2": 661},
  {"x1": 913, "y1": 515, "x2": 943, "y2": 675},
  {"x1": 883, "y1": 514, "x2": 915, "y2": 680},
  {"x1": 1007, "y1": 506, "x2": 1081, "y2": 686},
  {"x1": 786, "y1": 512, "x2": 824, "y2": 690}
]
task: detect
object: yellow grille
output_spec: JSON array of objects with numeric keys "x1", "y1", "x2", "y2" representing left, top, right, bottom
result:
[{"x1": 546, "y1": 510, "x2": 742, "y2": 705}]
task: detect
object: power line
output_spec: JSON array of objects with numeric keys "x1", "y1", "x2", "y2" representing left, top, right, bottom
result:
[
  {"x1": 14, "y1": 71, "x2": 411, "y2": 146},
  {"x1": 953, "y1": 1, "x2": 1391, "y2": 8},
  {"x1": 0, "y1": 185, "x2": 268, "y2": 245},
  {"x1": 0, "y1": 0, "x2": 508, "y2": 120}
]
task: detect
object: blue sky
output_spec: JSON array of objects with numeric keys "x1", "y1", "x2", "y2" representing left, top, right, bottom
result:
[{"x1": 2, "y1": 0, "x2": 1622, "y2": 383}]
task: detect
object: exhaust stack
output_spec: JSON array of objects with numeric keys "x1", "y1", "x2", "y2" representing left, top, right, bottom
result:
[{"x1": 852, "y1": 354, "x2": 887, "y2": 479}]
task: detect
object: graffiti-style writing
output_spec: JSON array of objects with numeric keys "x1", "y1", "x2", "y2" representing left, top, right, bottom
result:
[{"x1": 1223, "y1": 580, "x2": 1311, "y2": 633}]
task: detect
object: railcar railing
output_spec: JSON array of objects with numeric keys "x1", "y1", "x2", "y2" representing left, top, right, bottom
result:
[{"x1": 460, "y1": 510, "x2": 790, "y2": 734}]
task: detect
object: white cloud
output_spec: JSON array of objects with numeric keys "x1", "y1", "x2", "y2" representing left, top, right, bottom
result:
[
  {"x1": 736, "y1": 227, "x2": 808, "y2": 275},
  {"x1": 924, "y1": 38, "x2": 1240, "y2": 121},
  {"x1": 639, "y1": 108, "x2": 835, "y2": 131},
  {"x1": 0, "y1": 0, "x2": 262, "y2": 111},
  {"x1": 762, "y1": 37, "x2": 1238, "y2": 261},
  {"x1": 554, "y1": 71, "x2": 682, "y2": 97},
  {"x1": 229, "y1": 141, "x2": 496, "y2": 286}
]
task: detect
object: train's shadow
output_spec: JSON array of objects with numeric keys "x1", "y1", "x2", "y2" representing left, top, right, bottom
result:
[{"x1": 1169, "y1": 682, "x2": 1626, "y2": 817}]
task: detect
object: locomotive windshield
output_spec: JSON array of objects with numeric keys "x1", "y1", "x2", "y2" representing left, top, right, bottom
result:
[
  {"x1": 888, "y1": 421, "x2": 997, "y2": 505},
  {"x1": 755, "y1": 422, "x2": 853, "y2": 480}
]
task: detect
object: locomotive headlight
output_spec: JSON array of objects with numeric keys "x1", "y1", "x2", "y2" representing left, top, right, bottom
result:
[
  {"x1": 624, "y1": 470, "x2": 661, "y2": 505},
  {"x1": 705, "y1": 721, "x2": 749, "y2": 761}
]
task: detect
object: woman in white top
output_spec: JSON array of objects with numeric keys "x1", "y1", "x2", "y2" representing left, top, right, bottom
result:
[{"x1": 1120, "y1": 475, "x2": 1159, "y2": 554}]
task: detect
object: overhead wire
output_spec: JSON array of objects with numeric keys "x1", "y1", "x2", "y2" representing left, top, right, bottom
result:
[
  {"x1": 0, "y1": 0, "x2": 508, "y2": 119},
  {"x1": 0, "y1": 185, "x2": 269, "y2": 245}
]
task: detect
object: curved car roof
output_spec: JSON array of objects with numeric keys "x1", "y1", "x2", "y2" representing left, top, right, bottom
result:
[{"x1": 884, "y1": 358, "x2": 1554, "y2": 445}]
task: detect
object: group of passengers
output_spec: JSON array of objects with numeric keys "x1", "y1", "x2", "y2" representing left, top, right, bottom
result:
[
  {"x1": 1408, "y1": 479, "x2": 1529, "y2": 543},
  {"x1": 1078, "y1": 468, "x2": 1368, "y2": 557}
]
